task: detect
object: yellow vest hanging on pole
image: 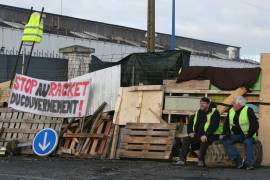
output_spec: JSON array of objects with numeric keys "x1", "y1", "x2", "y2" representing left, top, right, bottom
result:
[{"x1": 22, "y1": 12, "x2": 43, "y2": 43}]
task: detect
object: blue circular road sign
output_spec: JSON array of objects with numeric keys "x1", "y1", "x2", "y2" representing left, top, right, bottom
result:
[{"x1": 32, "y1": 128, "x2": 59, "y2": 156}]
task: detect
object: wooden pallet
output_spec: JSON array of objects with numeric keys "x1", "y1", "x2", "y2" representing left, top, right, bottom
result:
[
  {"x1": 119, "y1": 123, "x2": 176, "y2": 160},
  {"x1": 60, "y1": 120, "x2": 113, "y2": 157},
  {"x1": 58, "y1": 110, "x2": 114, "y2": 159},
  {"x1": 0, "y1": 109, "x2": 63, "y2": 154}
]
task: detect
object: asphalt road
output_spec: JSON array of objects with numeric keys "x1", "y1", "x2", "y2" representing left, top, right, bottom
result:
[{"x1": 0, "y1": 157, "x2": 269, "y2": 180}]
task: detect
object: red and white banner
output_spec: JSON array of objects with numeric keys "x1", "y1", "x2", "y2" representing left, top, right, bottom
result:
[{"x1": 8, "y1": 74, "x2": 91, "y2": 117}]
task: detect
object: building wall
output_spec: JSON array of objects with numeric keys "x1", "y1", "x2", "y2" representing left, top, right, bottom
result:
[
  {"x1": 0, "y1": 27, "x2": 146, "y2": 62},
  {"x1": 0, "y1": 4, "x2": 240, "y2": 58},
  {"x1": 190, "y1": 55, "x2": 259, "y2": 68}
]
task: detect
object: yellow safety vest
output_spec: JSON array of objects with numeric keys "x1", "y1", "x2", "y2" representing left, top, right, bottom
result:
[
  {"x1": 228, "y1": 106, "x2": 256, "y2": 138},
  {"x1": 193, "y1": 108, "x2": 223, "y2": 135},
  {"x1": 22, "y1": 12, "x2": 43, "y2": 43}
]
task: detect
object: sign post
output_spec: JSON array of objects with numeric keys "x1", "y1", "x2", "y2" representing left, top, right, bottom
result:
[{"x1": 32, "y1": 128, "x2": 59, "y2": 156}]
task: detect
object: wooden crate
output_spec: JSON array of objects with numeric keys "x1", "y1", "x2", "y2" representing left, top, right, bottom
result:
[
  {"x1": 0, "y1": 109, "x2": 63, "y2": 154},
  {"x1": 119, "y1": 123, "x2": 176, "y2": 160}
]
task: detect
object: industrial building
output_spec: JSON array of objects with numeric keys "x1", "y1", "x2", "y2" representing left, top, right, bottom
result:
[{"x1": 0, "y1": 4, "x2": 250, "y2": 62}]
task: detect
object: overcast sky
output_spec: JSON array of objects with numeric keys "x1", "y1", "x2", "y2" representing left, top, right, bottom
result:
[{"x1": 1, "y1": 0, "x2": 270, "y2": 60}]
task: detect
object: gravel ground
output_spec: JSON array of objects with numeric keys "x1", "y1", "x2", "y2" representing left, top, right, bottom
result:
[{"x1": 0, "y1": 157, "x2": 269, "y2": 180}]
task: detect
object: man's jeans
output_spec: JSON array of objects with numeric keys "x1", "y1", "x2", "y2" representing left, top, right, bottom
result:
[
  {"x1": 223, "y1": 134, "x2": 254, "y2": 166},
  {"x1": 180, "y1": 135, "x2": 219, "y2": 162}
]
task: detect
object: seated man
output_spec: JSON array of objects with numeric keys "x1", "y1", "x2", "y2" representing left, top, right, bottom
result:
[
  {"x1": 176, "y1": 97, "x2": 222, "y2": 167},
  {"x1": 222, "y1": 96, "x2": 259, "y2": 170}
]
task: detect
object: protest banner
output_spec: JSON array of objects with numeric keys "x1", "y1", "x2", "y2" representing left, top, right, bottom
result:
[{"x1": 8, "y1": 74, "x2": 91, "y2": 117}]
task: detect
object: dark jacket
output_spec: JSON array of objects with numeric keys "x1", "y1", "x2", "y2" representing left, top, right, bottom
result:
[
  {"x1": 223, "y1": 106, "x2": 259, "y2": 138},
  {"x1": 187, "y1": 107, "x2": 220, "y2": 137}
]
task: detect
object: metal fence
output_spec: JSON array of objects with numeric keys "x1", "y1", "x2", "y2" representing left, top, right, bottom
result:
[{"x1": 0, "y1": 54, "x2": 68, "y2": 82}]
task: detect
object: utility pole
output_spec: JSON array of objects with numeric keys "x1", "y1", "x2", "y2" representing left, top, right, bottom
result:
[
  {"x1": 147, "y1": 0, "x2": 155, "y2": 52},
  {"x1": 171, "y1": 0, "x2": 176, "y2": 50}
]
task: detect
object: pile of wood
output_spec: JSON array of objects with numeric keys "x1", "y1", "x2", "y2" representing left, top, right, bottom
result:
[
  {"x1": 57, "y1": 102, "x2": 114, "y2": 159},
  {"x1": 0, "y1": 109, "x2": 63, "y2": 155}
]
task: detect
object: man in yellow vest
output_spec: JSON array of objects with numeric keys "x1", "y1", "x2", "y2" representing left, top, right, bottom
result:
[
  {"x1": 176, "y1": 97, "x2": 222, "y2": 167},
  {"x1": 222, "y1": 96, "x2": 259, "y2": 170}
]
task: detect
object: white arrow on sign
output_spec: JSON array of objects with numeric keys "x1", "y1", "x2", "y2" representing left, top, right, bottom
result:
[{"x1": 38, "y1": 132, "x2": 51, "y2": 151}]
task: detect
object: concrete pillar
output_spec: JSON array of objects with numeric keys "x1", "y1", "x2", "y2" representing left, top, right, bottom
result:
[
  {"x1": 59, "y1": 45, "x2": 95, "y2": 79},
  {"x1": 259, "y1": 53, "x2": 270, "y2": 166}
]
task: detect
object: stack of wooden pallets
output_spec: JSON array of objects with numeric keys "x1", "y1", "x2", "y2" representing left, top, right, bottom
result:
[
  {"x1": 118, "y1": 123, "x2": 176, "y2": 160},
  {"x1": 0, "y1": 109, "x2": 63, "y2": 154},
  {"x1": 57, "y1": 102, "x2": 114, "y2": 159}
]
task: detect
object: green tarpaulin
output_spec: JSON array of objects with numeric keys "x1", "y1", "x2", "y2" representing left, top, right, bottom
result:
[{"x1": 89, "y1": 50, "x2": 191, "y2": 87}]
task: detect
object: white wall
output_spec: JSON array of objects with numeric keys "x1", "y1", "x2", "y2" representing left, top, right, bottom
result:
[
  {"x1": 0, "y1": 27, "x2": 146, "y2": 62},
  {"x1": 74, "y1": 65, "x2": 121, "y2": 115},
  {"x1": 190, "y1": 55, "x2": 259, "y2": 68}
]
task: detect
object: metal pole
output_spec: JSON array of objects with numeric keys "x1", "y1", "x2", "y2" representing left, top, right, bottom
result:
[
  {"x1": 147, "y1": 0, "x2": 155, "y2": 52},
  {"x1": 171, "y1": 0, "x2": 176, "y2": 50},
  {"x1": 10, "y1": 7, "x2": 33, "y2": 88},
  {"x1": 22, "y1": 50, "x2": 25, "y2": 74}
]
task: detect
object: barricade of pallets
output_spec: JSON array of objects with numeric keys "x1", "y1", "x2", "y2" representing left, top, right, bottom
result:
[{"x1": 57, "y1": 103, "x2": 114, "y2": 159}]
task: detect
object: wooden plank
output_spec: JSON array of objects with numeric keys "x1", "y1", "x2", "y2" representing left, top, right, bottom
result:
[
  {"x1": 121, "y1": 143, "x2": 172, "y2": 151},
  {"x1": 120, "y1": 150, "x2": 171, "y2": 159},
  {"x1": 0, "y1": 108, "x2": 16, "y2": 113},
  {"x1": 127, "y1": 85, "x2": 163, "y2": 92},
  {"x1": 1, "y1": 128, "x2": 40, "y2": 134},
  {"x1": 163, "y1": 110, "x2": 194, "y2": 116},
  {"x1": 90, "y1": 122, "x2": 105, "y2": 155},
  {"x1": 63, "y1": 133, "x2": 106, "y2": 138},
  {"x1": 165, "y1": 89, "x2": 259, "y2": 95},
  {"x1": 101, "y1": 123, "x2": 114, "y2": 159},
  {"x1": 164, "y1": 80, "x2": 210, "y2": 91},
  {"x1": 97, "y1": 121, "x2": 112, "y2": 155},
  {"x1": 135, "y1": 91, "x2": 143, "y2": 123},
  {"x1": 0, "y1": 81, "x2": 10, "y2": 103},
  {"x1": 259, "y1": 53, "x2": 270, "y2": 166},
  {"x1": 122, "y1": 136, "x2": 173, "y2": 144},
  {"x1": 6, "y1": 112, "x2": 17, "y2": 140},
  {"x1": 217, "y1": 87, "x2": 247, "y2": 114},
  {"x1": 122, "y1": 129, "x2": 174, "y2": 137},
  {"x1": 125, "y1": 123, "x2": 176, "y2": 130},
  {"x1": 140, "y1": 90, "x2": 164, "y2": 124},
  {"x1": 115, "y1": 88, "x2": 138, "y2": 125},
  {"x1": 110, "y1": 88, "x2": 123, "y2": 159},
  {"x1": 164, "y1": 96, "x2": 200, "y2": 112}
]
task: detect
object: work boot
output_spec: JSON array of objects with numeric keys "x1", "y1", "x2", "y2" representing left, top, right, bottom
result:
[
  {"x1": 197, "y1": 160, "x2": 204, "y2": 167},
  {"x1": 234, "y1": 158, "x2": 244, "y2": 169},
  {"x1": 246, "y1": 166, "x2": 254, "y2": 170},
  {"x1": 175, "y1": 160, "x2": 186, "y2": 166}
]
